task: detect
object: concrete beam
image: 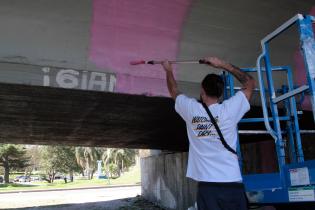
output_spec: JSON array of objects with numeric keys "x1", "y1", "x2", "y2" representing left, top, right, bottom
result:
[{"x1": 0, "y1": 83, "x2": 188, "y2": 150}]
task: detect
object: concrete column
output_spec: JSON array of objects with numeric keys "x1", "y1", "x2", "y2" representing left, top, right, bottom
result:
[{"x1": 141, "y1": 152, "x2": 197, "y2": 210}]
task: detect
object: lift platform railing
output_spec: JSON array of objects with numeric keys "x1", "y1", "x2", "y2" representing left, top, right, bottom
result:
[
  {"x1": 257, "y1": 14, "x2": 315, "y2": 127},
  {"x1": 255, "y1": 14, "x2": 315, "y2": 168},
  {"x1": 224, "y1": 65, "x2": 305, "y2": 168},
  {"x1": 223, "y1": 14, "x2": 315, "y2": 205}
]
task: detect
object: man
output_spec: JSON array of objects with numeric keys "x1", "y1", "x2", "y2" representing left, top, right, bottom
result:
[{"x1": 161, "y1": 57, "x2": 255, "y2": 210}]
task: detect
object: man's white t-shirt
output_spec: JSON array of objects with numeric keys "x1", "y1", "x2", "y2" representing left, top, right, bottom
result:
[{"x1": 175, "y1": 91, "x2": 250, "y2": 182}]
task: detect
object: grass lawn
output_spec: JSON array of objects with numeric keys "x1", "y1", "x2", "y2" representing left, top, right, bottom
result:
[{"x1": 0, "y1": 164, "x2": 140, "y2": 192}]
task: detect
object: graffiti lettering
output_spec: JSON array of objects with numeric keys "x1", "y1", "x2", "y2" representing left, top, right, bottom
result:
[
  {"x1": 42, "y1": 67, "x2": 116, "y2": 92},
  {"x1": 56, "y1": 69, "x2": 80, "y2": 88}
]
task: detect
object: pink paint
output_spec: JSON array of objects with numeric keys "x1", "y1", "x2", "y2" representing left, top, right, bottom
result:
[
  {"x1": 293, "y1": 6, "x2": 315, "y2": 110},
  {"x1": 89, "y1": 0, "x2": 192, "y2": 96},
  {"x1": 117, "y1": 74, "x2": 168, "y2": 96}
]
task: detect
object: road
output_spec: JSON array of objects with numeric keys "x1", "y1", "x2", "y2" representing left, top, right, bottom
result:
[{"x1": 0, "y1": 185, "x2": 141, "y2": 209}]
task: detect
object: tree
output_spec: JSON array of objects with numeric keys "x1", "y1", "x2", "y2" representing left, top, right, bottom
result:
[
  {"x1": 0, "y1": 144, "x2": 30, "y2": 183},
  {"x1": 101, "y1": 148, "x2": 114, "y2": 178},
  {"x1": 27, "y1": 145, "x2": 41, "y2": 172},
  {"x1": 108, "y1": 163, "x2": 119, "y2": 178},
  {"x1": 102, "y1": 148, "x2": 136, "y2": 177},
  {"x1": 40, "y1": 146, "x2": 79, "y2": 183},
  {"x1": 75, "y1": 147, "x2": 137, "y2": 179},
  {"x1": 75, "y1": 147, "x2": 100, "y2": 179}
]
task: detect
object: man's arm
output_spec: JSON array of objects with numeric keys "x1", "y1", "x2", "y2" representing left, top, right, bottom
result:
[
  {"x1": 203, "y1": 57, "x2": 256, "y2": 100},
  {"x1": 161, "y1": 60, "x2": 180, "y2": 100}
]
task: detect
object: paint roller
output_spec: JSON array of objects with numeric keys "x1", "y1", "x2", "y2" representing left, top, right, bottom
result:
[{"x1": 130, "y1": 59, "x2": 211, "y2": 65}]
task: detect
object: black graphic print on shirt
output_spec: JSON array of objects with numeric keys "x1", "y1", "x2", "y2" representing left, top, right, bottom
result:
[{"x1": 191, "y1": 116, "x2": 219, "y2": 138}]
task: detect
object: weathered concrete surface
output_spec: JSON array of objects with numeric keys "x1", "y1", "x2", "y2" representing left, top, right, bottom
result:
[
  {"x1": 0, "y1": 0, "x2": 94, "y2": 71},
  {"x1": 0, "y1": 81, "x2": 313, "y2": 149},
  {"x1": 0, "y1": 0, "x2": 314, "y2": 96},
  {"x1": 177, "y1": 0, "x2": 314, "y2": 83},
  {"x1": 0, "y1": 83, "x2": 188, "y2": 150},
  {"x1": 0, "y1": 62, "x2": 116, "y2": 92},
  {"x1": 0, "y1": 0, "x2": 314, "y2": 149},
  {"x1": 141, "y1": 152, "x2": 197, "y2": 210}
]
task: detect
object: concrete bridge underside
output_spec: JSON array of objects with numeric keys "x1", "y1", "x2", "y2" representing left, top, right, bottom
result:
[
  {"x1": 0, "y1": 83, "x2": 188, "y2": 150},
  {"x1": 0, "y1": 0, "x2": 314, "y2": 151},
  {"x1": 1, "y1": 83, "x2": 313, "y2": 150}
]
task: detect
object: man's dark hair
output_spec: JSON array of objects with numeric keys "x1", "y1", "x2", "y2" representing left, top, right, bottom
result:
[{"x1": 201, "y1": 74, "x2": 224, "y2": 98}]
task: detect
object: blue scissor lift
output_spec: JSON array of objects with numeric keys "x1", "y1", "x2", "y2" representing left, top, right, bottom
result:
[{"x1": 223, "y1": 14, "x2": 315, "y2": 208}]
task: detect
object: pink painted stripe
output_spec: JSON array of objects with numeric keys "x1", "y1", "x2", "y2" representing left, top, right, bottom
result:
[
  {"x1": 89, "y1": 0, "x2": 192, "y2": 96},
  {"x1": 116, "y1": 74, "x2": 169, "y2": 96}
]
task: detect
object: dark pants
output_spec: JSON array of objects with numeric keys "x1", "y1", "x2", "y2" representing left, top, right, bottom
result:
[{"x1": 197, "y1": 182, "x2": 248, "y2": 210}]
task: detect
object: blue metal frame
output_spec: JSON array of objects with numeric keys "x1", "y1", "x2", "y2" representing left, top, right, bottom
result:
[
  {"x1": 263, "y1": 45, "x2": 287, "y2": 174},
  {"x1": 222, "y1": 72, "x2": 244, "y2": 169},
  {"x1": 286, "y1": 66, "x2": 304, "y2": 162},
  {"x1": 223, "y1": 14, "x2": 315, "y2": 205},
  {"x1": 226, "y1": 66, "x2": 304, "y2": 163},
  {"x1": 282, "y1": 85, "x2": 298, "y2": 163}
]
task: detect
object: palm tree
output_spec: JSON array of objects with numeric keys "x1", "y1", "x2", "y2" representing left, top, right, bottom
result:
[
  {"x1": 75, "y1": 147, "x2": 86, "y2": 176},
  {"x1": 75, "y1": 147, "x2": 100, "y2": 179},
  {"x1": 112, "y1": 149, "x2": 136, "y2": 176},
  {"x1": 75, "y1": 147, "x2": 137, "y2": 179},
  {"x1": 101, "y1": 148, "x2": 114, "y2": 177}
]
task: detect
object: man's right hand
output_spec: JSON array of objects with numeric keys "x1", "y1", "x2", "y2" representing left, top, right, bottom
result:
[
  {"x1": 203, "y1": 57, "x2": 228, "y2": 69},
  {"x1": 161, "y1": 60, "x2": 173, "y2": 72},
  {"x1": 203, "y1": 57, "x2": 255, "y2": 100}
]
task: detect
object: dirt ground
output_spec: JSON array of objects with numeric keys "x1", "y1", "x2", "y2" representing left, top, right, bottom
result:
[{"x1": 118, "y1": 196, "x2": 165, "y2": 210}]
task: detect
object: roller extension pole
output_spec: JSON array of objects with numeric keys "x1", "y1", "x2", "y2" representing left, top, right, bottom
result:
[{"x1": 130, "y1": 59, "x2": 209, "y2": 65}]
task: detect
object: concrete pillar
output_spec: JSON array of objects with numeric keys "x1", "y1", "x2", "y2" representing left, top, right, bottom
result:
[{"x1": 141, "y1": 152, "x2": 197, "y2": 210}]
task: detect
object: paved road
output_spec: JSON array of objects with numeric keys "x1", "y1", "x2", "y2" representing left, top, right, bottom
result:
[{"x1": 0, "y1": 185, "x2": 141, "y2": 209}]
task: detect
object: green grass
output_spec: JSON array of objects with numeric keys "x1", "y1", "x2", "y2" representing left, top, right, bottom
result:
[
  {"x1": 110, "y1": 164, "x2": 141, "y2": 185},
  {"x1": 0, "y1": 164, "x2": 140, "y2": 192}
]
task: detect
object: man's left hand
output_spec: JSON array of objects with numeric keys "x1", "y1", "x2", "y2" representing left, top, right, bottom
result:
[{"x1": 161, "y1": 60, "x2": 173, "y2": 72}]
